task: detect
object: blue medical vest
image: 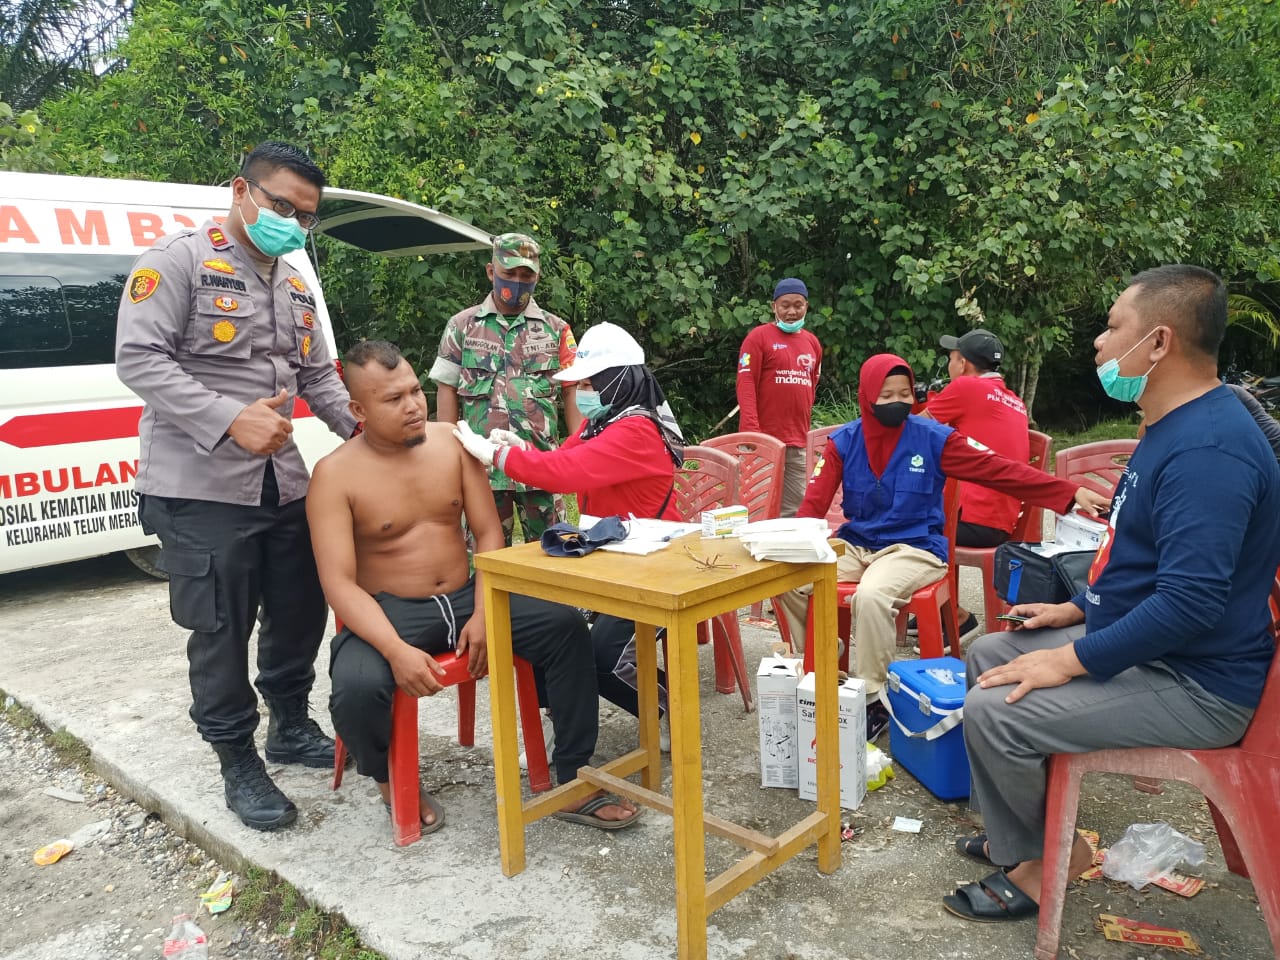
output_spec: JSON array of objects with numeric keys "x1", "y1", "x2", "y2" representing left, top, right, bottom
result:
[{"x1": 831, "y1": 416, "x2": 953, "y2": 562}]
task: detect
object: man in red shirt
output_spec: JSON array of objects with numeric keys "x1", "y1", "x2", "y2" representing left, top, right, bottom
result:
[
  {"x1": 736, "y1": 278, "x2": 824, "y2": 515},
  {"x1": 922, "y1": 329, "x2": 1030, "y2": 635}
]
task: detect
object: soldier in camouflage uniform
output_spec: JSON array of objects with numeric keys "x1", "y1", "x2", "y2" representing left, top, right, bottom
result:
[{"x1": 429, "y1": 233, "x2": 582, "y2": 545}]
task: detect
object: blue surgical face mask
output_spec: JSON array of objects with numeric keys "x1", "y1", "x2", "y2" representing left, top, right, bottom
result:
[
  {"x1": 575, "y1": 389, "x2": 611, "y2": 421},
  {"x1": 1096, "y1": 327, "x2": 1159, "y2": 403},
  {"x1": 243, "y1": 190, "x2": 306, "y2": 257},
  {"x1": 776, "y1": 316, "x2": 806, "y2": 334}
]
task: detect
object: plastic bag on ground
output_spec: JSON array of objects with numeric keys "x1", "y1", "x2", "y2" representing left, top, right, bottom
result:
[
  {"x1": 866, "y1": 743, "x2": 895, "y2": 791},
  {"x1": 162, "y1": 914, "x2": 209, "y2": 958},
  {"x1": 1100, "y1": 821, "x2": 1206, "y2": 890}
]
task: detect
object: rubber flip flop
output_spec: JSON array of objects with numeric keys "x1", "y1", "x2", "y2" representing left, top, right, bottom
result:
[
  {"x1": 942, "y1": 869, "x2": 1039, "y2": 923},
  {"x1": 553, "y1": 793, "x2": 643, "y2": 831},
  {"x1": 383, "y1": 787, "x2": 446, "y2": 835}
]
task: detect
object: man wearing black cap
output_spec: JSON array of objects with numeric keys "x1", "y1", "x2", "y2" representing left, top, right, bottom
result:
[
  {"x1": 736, "y1": 277, "x2": 823, "y2": 515},
  {"x1": 922, "y1": 329, "x2": 1029, "y2": 635}
]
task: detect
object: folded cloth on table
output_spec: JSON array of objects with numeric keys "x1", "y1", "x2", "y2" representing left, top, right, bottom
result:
[{"x1": 540, "y1": 516, "x2": 629, "y2": 557}]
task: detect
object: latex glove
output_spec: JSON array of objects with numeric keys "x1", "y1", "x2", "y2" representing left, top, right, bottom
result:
[
  {"x1": 452, "y1": 421, "x2": 496, "y2": 466},
  {"x1": 487, "y1": 428, "x2": 528, "y2": 450}
]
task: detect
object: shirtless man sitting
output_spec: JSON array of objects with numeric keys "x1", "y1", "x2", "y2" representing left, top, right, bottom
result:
[{"x1": 308, "y1": 339, "x2": 641, "y2": 834}]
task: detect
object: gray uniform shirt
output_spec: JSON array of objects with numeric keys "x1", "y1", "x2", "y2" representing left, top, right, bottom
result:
[{"x1": 115, "y1": 220, "x2": 355, "y2": 506}]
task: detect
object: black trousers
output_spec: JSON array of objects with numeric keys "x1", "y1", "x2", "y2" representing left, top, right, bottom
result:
[
  {"x1": 328, "y1": 581, "x2": 597, "y2": 785},
  {"x1": 140, "y1": 469, "x2": 327, "y2": 745},
  {"x1": 590, "y1": 615, "x2": 668, "y2": 718},
  {"x1": 956, "y1": 518, "x2": 1010, "y2": 549}
]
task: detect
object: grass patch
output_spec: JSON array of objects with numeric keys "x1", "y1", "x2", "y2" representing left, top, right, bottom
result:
[
  {"x1": 48, "y1": 728, "x2": 90, "y2": 767},
  {"x1": 1042, "y1": 416, "x2": 1141, "y2": 451},
  {"x1": 1, "y1": 690, "x2": 91, "y2": 767},
  {"x1": 1, "y1": 689, "x2": 38, "y2": 732},
  {"x1": 233, "y1": 867, "x2": 385, "y2": 960}
]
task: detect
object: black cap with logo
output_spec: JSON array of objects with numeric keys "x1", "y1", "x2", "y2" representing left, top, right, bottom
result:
[{"x1": 939, "y1": 329, "x2": 1003, "y2": 370}]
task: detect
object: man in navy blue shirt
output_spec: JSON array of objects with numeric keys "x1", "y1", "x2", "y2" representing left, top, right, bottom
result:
[{"x1": 943, "y1": 265, "x2": 1280, "y2": 923}]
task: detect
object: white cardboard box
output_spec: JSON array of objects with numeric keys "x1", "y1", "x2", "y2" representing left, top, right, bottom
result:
[
  {"x1": 701, "y1": 504, "x2": 748, "y2": 538},
  {"x1": 757, "y1": 655, "x2": 803, "y2": 788},
  {"x1": 1055, "y1": 510, "x2": 1107, "y2": 551},
  {"x1": 797, "y1": 672, "x2": 867, "y2": 810}
]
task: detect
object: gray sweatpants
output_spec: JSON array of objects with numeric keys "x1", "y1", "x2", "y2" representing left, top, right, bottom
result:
[{"x1": 964, "y1": 626, "x2": 1254, "y2": 866}]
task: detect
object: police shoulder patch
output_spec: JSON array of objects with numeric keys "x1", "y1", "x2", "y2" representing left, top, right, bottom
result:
[
  {"x1": 128, "y1": 268, "x2": 161, "y2": 303},
  {"x1": 207, "y1": 227, "x2": 230, "y2": 249}
]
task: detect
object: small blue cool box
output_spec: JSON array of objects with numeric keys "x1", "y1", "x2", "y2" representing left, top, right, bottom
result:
[{"x1": 885, "y1": 656, "x2": 970, "y2": 801}]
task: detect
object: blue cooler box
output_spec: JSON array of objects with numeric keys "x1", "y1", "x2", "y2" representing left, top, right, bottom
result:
[{"x1": 885, "y1": 656, "x2": 970, "y2": 800}]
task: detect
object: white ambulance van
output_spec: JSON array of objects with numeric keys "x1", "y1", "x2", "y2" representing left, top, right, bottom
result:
[{"x1": 0, "y1": 171, "x2": 490, "y2": 576}]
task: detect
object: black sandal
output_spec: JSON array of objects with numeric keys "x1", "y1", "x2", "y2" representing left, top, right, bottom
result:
[
  {"x1": 954, "y1": 833, "x2": 1020, "y2": 869},
  {"x1": 942, "y1": 869, "x2": 1039, "y2": 923}
]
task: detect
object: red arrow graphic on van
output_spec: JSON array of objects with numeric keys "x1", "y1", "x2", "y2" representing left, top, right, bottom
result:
[{"x1": 0, "y1": 401, "x2": 315, "y2": 448}]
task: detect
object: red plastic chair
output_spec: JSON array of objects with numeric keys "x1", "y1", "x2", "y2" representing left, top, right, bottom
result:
[
  {"x1": 796, "y1": 479, "x2": 962, "y2": 672},
  {"x1": 805, "y1": 425, "x2": 845, "y2": 529},
  {"x1": 1051, "y1": 439, "x2": 1137, "y2": 537},
  {"x1": 1035, "y1": 568, "x2": 1280, "y2": 959},
  {"x1": 954, "y1": 429, "x2": 1053, "y2": 630},
  {"x1": 669, "y1": 445, "x2": 754, "y2": 711},
  {"x1": 702, "y1": 432, "x2": 787, "y2": 626},
  {"x1": 702, "y1": 432, "x2": 787, "y2": 527},
  {"x1": 330, "y1": 619, "x2": 551, "y2": 846}
]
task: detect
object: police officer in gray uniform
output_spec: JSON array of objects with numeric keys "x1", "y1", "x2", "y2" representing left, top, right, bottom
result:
[{"x1": 115, "y1": 142, "x2": 356, "y2": 831}]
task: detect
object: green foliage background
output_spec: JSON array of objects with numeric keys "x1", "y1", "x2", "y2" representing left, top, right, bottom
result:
[{"x1": 7, "y1": 0, "x2": 1280, "y2": 435}]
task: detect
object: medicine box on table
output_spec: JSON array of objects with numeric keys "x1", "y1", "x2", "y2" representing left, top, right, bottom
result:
[
  {"x1": 797, "y1": 672, "x2": 867, "y2": 810},
  {"x1": 885, "y1": 656, "x2": 969, "y2": 801},
  {"x1": 701, "y1": 505, "x2": 748, "y2": 538},
  {"x1": 757, "y1": 655, "x2": 802, "y2": 788}
]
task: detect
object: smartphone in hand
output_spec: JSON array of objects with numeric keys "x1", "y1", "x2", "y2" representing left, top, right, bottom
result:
[{"x1": 996, "y1": 613, "x2": 1030, "y2": 624}]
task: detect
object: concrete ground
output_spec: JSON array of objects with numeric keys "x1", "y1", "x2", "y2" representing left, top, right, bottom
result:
[{"x1": 0, "y1": 553, "x2": 1271, "y2": 960}]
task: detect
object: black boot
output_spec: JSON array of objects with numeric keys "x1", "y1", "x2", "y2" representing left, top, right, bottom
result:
[
  {"x1": 212, "y1": 742, "x2": 298, "y2": 831},
  {"x1": 264, "y1": 697, "x2": 337, "y2": 768}
]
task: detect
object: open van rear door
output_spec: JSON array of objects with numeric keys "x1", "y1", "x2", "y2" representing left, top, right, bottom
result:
[{"x1": 316, "y1": 189, "x2": 492, "y2": 255}]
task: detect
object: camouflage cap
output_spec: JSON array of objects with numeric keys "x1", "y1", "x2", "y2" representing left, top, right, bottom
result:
[{"x1": 493, "y1": 232, "x2": 540, "y2": 272}]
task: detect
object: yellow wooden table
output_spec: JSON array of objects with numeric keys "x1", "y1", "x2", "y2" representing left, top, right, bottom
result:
[{"x1": 476, "y1": 534, "x2": 842, "y2": 960}]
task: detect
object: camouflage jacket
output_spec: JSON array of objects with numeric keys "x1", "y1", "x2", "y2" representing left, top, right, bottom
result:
[{"x1": 428, "y1": 293, "x2": 576, "y2": 492}]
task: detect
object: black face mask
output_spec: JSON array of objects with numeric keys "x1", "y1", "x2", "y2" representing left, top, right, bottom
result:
[{"x1": 869, "y1": 401, "x2": 912, "y2": 427}]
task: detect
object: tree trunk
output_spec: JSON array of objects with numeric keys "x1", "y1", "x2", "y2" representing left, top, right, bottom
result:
[{"x1": 1022, "y1": 354, "x2": 1042, "y2": 428}]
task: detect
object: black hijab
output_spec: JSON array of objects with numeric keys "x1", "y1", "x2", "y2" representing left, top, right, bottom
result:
[{"x1": 584, "y1": 364, "x2": 685, "y2": 466}]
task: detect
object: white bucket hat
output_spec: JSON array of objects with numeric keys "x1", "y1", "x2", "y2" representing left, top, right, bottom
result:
[{"x1": 553, "y1": 322, "x2": 645, "y2": 381}]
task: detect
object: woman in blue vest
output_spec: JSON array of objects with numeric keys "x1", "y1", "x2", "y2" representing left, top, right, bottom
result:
[{"x1": 777, "y1": 353, "x2": 1105, "y2": 740}]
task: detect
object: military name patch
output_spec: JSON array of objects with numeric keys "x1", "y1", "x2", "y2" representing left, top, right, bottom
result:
[
  {"x1": 212, "y1": 320, "x2": 237, "y2": 342},
  {"x1": 213, "y1": 296, "x2": 238, "y2": 312},
  {"x1": 202, "y1": 258, "x2": 235, "y2": 275},
  {"x1": 207, "y1": 227, "x2": 230, "y2": 249},
  {"x1": 128, "y1": 268, "x2": 161, "y2": 303}
]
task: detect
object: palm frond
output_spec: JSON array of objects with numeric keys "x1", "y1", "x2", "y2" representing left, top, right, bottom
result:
[{"x1": 1227, "y1": 294, "x2": 1280, "y2": 348}]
